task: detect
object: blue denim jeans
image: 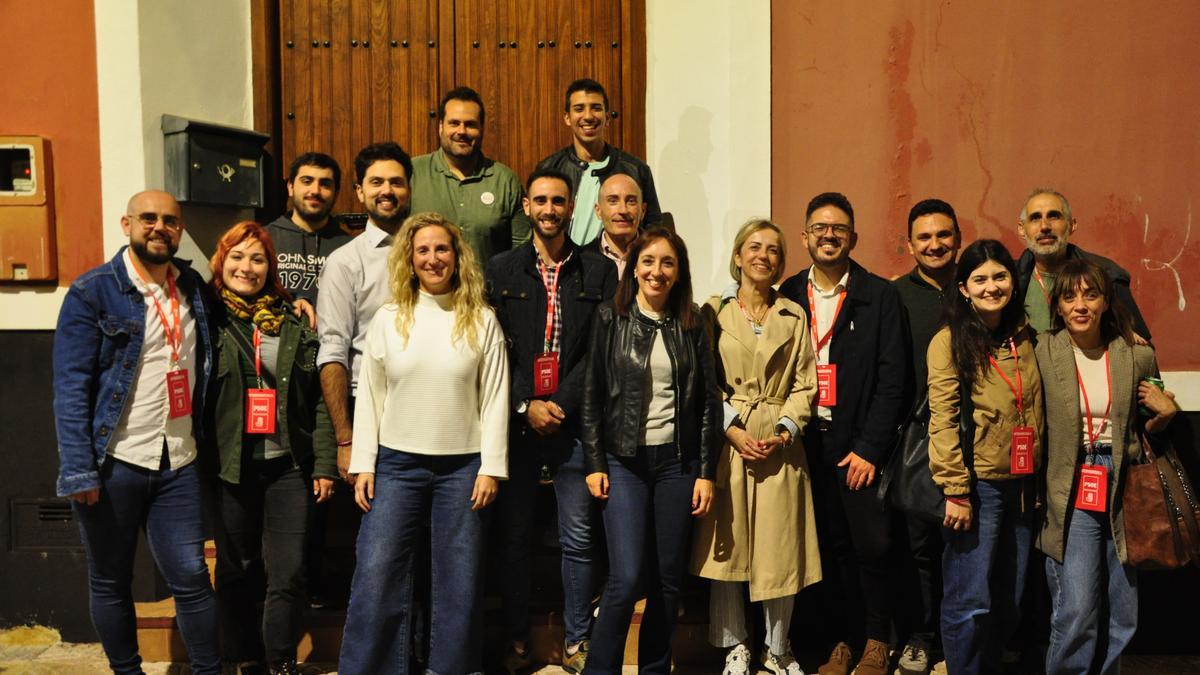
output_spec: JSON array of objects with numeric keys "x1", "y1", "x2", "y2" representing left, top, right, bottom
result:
[
  {"x1": 496, "y1": 438, "x2": 597, "y2": 646},
  {"x1": 338, "y1": 449, "x2": 487, "y2": 675},
  {"x1": 1045, "y1": 452, "x2": 1137, "y2": 675},
  {"x1": 940, "y1": 478, "x2": 1032, "y2": 675},
  {"x1": 73, "y1": 456, "x2": 218, "y2": 675},
  {"x1": 586, "y1": 445, "x2": 697, "y2": 675}
]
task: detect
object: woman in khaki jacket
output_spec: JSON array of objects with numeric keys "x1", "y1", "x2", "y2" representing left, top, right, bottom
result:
[
  {"x1": 691, "y1": 219, "x2": 821, "y2": 675},
  {"x1": 926, "y1": 240, "x2": 1044, "y2": 675},
  {"x1": 1035, "y1": 259, "x2": 1177, "y2": 674}
]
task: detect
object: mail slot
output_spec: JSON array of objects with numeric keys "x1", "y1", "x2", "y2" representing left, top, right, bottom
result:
[{"x1": 162, "y1": 115, "x2": 270, "y2": 208}]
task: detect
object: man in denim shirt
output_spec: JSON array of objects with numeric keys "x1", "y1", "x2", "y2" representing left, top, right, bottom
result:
[{"x1": 53, "y1": 190, "x2": 218, "y2": 674}]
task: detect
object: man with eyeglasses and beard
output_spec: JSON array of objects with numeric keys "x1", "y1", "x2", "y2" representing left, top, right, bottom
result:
[
  {"x1": 778, "y1": 192, "x2": 908, "y2": 675},
  {"x1": 265, "y1": 152, "x2": 351, "y2": 305},
  {"x1": 53, "y1": 190, "x2": 220, "y2": 674},
  {"x1": 485, "y1": 168, "x2": 618, "y2": 674}
]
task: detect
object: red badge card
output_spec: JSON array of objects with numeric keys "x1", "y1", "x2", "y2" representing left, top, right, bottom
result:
[
  {"x1": 245, "y1": 388, "x2": 277, "y2": 434},
  {"x1": 1010, "y1": 425, "x2": 1035, "y2": 474},
  {"x1": 816, "y1": 364, "x2": 837, "y2": 407},
  {"x1": 1074, "y1": 464, "x2": 1109, "y2": 512},
  {"x1": 166, "y1": 369, "x2": 192, "y2": 418},
  {"x1": 534, "y1": 352, "x2": 559, "y2": 396}
]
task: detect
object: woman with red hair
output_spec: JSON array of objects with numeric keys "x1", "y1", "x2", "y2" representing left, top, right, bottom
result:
[{"x1": 206, "y1": 221, "x2": 336, "y2": 674}]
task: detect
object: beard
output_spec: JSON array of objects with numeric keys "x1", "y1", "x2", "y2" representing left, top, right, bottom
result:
[
  {"x1": 1024, "y1": 236, "x2": 1068, "y2": 258},
  {"x1": 131, "y1": 237, "x2": 177, "y2": 265},
  {"x1": 292, "y1": 195, "x2": 334, "y2": 224}
]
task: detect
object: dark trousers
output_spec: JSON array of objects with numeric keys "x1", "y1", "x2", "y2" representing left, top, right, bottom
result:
[
  {"x1": 586, "y1": 445, "x2": 696, "y2": 675},
  {"x1": 73, "y1": 455, "x2": 218, "y2": 675},
  {"x1": 213, "y1": 457, "x2": 310, "y2": 665},
  {"x1": 897, "y1": 512, "x2": 944, "y2": 651},
  {"x1": 805, "y1": 428, "x2": 894, "y2": 650}
]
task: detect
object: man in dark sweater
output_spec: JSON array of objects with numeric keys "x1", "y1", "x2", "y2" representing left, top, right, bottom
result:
[
  {"x1": 265, "y1": 152, "x2": 352, "y2": 304},
  {"x1": 890, "y1": 198, "x2": 961, "y2": 674}
]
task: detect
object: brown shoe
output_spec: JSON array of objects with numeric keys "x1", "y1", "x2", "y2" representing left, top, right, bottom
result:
[
  {"x1": 818, "y1": 642, "x2": 852, "y2": 675},
  {"x1": 851, "y1": 639, "x2": 890, "y2": 675}
]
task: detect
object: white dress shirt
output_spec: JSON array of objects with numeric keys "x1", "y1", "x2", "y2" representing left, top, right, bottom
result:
[{"x1": 809, "y1": 265, "x2": 849, "y2": 422}]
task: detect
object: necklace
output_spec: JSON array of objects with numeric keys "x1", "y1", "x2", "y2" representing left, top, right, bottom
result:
[{"x1": 736, "y1": 291, "x2": 771, "y2": 326}]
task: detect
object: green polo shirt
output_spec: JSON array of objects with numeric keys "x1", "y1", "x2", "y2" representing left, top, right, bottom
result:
[
  {"x1": 1024, "y1": 269, "x2": 1055, "y2": 333},
  {"x1": 410, "y1": 148, "x2": 531, "y2": 264}
]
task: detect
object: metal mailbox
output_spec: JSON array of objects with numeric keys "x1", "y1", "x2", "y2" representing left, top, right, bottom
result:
[{"x1": 162, "y1": 114, "x2": 270, "y2": 208}]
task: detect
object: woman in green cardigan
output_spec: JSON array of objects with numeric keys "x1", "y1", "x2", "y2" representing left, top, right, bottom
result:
[{"x1": 206, "y1": 221, "x2": 336, "y2": 675}]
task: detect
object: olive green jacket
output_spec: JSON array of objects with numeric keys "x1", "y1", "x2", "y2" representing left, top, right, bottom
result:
[
  {"x1": 208, "y1": 309, "x2": 336, "y2": 484},
  {"x1": 1034, "y1": 330, "x2": 1158, "y2": 564}
]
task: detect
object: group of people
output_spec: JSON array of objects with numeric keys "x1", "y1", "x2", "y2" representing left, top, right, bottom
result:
[{"x1": 52, "y1": 76, "x2": 1181, "y2": 675}]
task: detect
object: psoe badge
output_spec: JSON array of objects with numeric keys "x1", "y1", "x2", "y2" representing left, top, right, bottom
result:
[{"x1": 480, "y1": 191, "x2": 496, "y2": 205}]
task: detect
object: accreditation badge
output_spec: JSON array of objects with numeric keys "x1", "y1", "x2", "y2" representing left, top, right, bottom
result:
[
  {"x1": 534, "y1": 352, "x2": 559, "y2": 396},
  {"x1": 245, "y1": 388, "x2": 277, "y2": 434},
  {"x1": 166, "y1": 369, "x2": 192, "y2": 418}
]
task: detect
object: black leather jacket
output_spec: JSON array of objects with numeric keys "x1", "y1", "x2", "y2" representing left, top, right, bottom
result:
[{"x1": 581, "y1": 301, "x2": 721, "y2": 478}]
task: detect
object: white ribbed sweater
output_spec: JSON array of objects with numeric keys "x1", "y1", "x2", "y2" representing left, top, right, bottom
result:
[{"x1": 349, "y1": 291, "x2": 509, "y2": 478}]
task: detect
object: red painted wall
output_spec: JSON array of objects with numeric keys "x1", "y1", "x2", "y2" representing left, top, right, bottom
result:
[
  {"x1": 0, "y1": 0, "x2": 104, "y2": 284},
  {"x1": 772, "y1": 1, "x2": 1200, "y2": 369}
]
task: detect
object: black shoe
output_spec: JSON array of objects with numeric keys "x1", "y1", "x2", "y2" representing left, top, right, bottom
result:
[{"x1": 269, "y1": 660, "x2": 300, "y2": 675}]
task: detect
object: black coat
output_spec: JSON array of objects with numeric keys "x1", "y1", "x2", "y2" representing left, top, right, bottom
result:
[
  {"x1": 1015, "y1": 244, "x2": 1151, "y2": 340},
  {"x1": 779, "y1": 259, "x2": 911, "y2": 467},
  {"x1": 581, "y1": 301, "x2": 722, "y2": 478},
  {"x1": 485, "y1": 241, "x2": 618, "y2": 446}
]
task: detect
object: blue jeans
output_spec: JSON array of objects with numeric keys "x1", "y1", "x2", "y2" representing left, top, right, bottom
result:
[
  {"x1": 496, "y1": 438, "x2": 597, "y2": 646},
  {"x1": 73, "y1": 456, "x2": 218, "y2": 675},
  {"x1": 586, "y1": 445, "x2": 697, "y2": 675},
  {"x1": 338, "y1": 449, "x2": 487, "y2": 675},
  {"x1": 1045, "y1": 452, "x2": 1137, "y2": 675},
  {"x1": 940, "y1": 478, "x2": 1032, "y2": 675}
]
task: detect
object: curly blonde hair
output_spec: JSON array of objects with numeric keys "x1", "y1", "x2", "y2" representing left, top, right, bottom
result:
[{"x1": 387, "y1": 212, "x2": 489, "y2": 351}]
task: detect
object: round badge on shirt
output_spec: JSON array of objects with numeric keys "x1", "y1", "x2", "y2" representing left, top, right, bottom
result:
[{"x1": 480, "y1": 191, "x2": 495, "y2": 205}]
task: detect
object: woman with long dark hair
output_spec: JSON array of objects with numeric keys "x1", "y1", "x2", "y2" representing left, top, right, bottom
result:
[
  {"x1": 206, "y1": 221, "x2": 336, "y2": 674},
  {"x1": 926, "y1": 239, "x2": 1044, "y2": 674},
  {"x1": 1036, "y1": 258, "x2": 1177, "y2": 674},
  {"x1": 581, "y1": 225, "x2": 722, "y2": 674}
]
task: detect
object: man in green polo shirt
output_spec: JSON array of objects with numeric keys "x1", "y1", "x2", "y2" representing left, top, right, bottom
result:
[{"x1": 410, "y1": 86, "x2": 531, "y2": 263}]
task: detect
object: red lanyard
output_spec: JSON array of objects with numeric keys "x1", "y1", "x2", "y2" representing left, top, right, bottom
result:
[
  {"x1": 252, "y1": 327, "x2": 264, "y2": 385},
  {"x1": 735, "y1": 297, "x2": 766, "y2": 328},
  {"x1": 128, "y1": 249, "x2": 182, "y2": 365},
  {"x1": 538, "y1": 257, "x2": 563, "y2": 352},
  {"x1": 1034, "y1": 269, "x2": 1052, "y2": 309},
  {"x1": 988, "y1": 338, "x2": 1025, "y2": 420},
  {"x1": 1075, "y1": 350, "x2": 1112, "y2": 448},
  {"x1": 807, "y1": 281, "x2": 847, "y2": 352}
]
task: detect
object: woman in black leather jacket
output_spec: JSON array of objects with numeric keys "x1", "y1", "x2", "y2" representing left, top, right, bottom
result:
[{"x1": 581, "y1": 225, "x2": 722, "y2": 675}]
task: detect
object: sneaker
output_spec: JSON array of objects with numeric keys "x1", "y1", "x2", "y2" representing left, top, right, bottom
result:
[
  {"x1": 503, "y1": 642, "x2": 532, "y2": 674},
  {"x1": 721, "y1": 643, "x2": 751, "y2": 675},
  {"x1": 761, "y1": 644, "x2": 805, "y2": 675},
  {"x1": 851, "y1": 639, "x2": 889, "y2": 675},
  {"x1": 897, "y1": 641, "x2": 929, "y2": 674},
  {"x1": 562, "y1": 640, "x2": 589, "y2": 674},
  {"x1": 268, "y1": 661, "x2": 300, "y2": 675},
  {"x1": 818, "y1": 642, "x2": 852, "y2": 675}
]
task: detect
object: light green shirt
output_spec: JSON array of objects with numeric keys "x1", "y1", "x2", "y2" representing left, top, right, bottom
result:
[
  {"x1": 568, "y1": 156, "x2": 612, "y2": 246},
  {"x1": 410, "y1": 149, "x2": 531, "y2": 264},
  {"x1": 1024, "y1": 269, "x2": 1055, "y2": 333}
]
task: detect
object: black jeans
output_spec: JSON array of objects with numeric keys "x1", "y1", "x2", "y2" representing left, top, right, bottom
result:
[
  {"x1": 804, "y1": 429, "x2": 894, "y2": 649},
  {"x1": 214, "y1": 457, "x2": 310, "y2": 664},
  {"x1": 897, "y1": 512, "x2": 943, "y2": 651}
]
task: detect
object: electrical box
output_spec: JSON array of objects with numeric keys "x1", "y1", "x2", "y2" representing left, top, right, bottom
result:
[
  {"x1": 0, "y1": 136, "x2": 57, "y2": 282},
  {"x1": 162, "y1": 114, "x2": 270, "y2": 208}
]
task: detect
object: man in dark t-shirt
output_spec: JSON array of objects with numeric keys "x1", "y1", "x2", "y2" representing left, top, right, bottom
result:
[{"x1": 265, "y1": 152, "x2": 352, "y2": 304}]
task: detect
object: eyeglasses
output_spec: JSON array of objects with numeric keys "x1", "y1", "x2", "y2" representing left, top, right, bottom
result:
[
  {"x1": 807, "y1": 223, "x2": 852, "y2": 237},
  {"x1": 129, "y1": 212, "x2": 183, "y2": 231}
]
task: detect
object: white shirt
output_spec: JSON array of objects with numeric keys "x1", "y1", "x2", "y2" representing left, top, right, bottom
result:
[
  {"x1": 1073, "y1": 344, "x2": 1113, "y2": 447},
  {"x1": 109, "y1": 250, "x2": 199, "y2": 470},
  {"x1": 349, "y1": 292, "x2": 510, "y2": 478},
  {"x1": 638, "y1": 307, "x2": 676, "y2": 445},
  {"x1": 316, "y1": 221, "x2": 394, "y2": 393},
  {"x1": 809, "y1": 266, "x2": 849, "y2": 422}
]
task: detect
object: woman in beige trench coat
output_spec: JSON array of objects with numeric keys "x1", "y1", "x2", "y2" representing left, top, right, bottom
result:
[{"x1": 691, "y1": 218, "x2": 822, "y2": 675}]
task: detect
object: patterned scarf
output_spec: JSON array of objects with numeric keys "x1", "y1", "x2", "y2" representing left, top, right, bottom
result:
[{"x1": 220, "y1": 287, "x2": 286, "y2": 336}]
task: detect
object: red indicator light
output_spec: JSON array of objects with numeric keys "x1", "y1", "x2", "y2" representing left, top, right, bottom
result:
[{"x1": 25, "y1": 168, "x2": 31, "y2": 175}]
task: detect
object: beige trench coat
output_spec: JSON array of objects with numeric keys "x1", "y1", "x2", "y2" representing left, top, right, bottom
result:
[{"x1": 690, "y1": 293, "x2": 823, "y2": 600}]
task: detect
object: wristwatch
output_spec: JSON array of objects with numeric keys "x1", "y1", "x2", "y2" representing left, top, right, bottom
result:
[{"x1": 516, "y1": 399, "x2": 530, "y2": 415}]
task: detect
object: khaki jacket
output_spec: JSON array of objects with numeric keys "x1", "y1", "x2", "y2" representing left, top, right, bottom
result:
[
  {"x1": 1034, "y1": 330, "x2": 1158, "y2": 564},
  {"x1": 927, "y1": 323, "x2": 1044, "y2": 495},
  {"x1": 690, "y1": 293, "x2": 823, "y2": 600}
]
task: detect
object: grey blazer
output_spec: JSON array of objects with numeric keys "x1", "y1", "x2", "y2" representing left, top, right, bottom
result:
[{"x1": 1034, "y1": 329, "x2": 1158, "y2": 564}]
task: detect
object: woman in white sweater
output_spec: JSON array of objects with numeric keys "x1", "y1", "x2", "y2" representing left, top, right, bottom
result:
[{"x1": 338, "y1": 212, "x2": 509, "y2": 675}]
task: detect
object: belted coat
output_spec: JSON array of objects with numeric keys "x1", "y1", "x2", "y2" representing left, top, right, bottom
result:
[{"x1": 690, "y1": 293, "x2": 823, "y2": 600}]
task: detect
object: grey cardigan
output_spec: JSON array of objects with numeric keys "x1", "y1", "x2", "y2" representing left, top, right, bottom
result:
[{"x1": 1034, "y1": 329, "x2": 1158, "y2": 564}]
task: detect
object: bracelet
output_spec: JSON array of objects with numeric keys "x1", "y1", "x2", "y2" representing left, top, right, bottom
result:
[
  {"x1": 946, "y1": 496, "x2": 971, "y2": 507},
  {"x1": 337, "y1": 439, "x2": 353, "y2": 447}
]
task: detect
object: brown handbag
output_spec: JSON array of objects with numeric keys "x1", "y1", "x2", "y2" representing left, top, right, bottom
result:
[{"x1": 1124, "y1": 433, "x2": 1200, "y2": 570}]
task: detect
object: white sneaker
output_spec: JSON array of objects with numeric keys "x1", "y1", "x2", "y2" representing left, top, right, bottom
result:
[
  {"x1": 723, "y1": 643, "x2": 752, "y2": 675},
  {"x1": 761, "y1": 645, "x2": 806, "y2": 675},
  {"x1": 897, "y1": 642, "x2": 929, "y2": 674}
]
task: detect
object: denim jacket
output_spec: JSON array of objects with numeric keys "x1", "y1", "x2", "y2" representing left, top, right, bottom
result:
[{"x1": 53, "y1": 247, "x2": 214, "y2": 497}]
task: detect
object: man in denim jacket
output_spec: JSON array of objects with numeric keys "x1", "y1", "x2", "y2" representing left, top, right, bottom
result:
[{"x1": 53, "y1": 190, "x2": 219, "y2": 674}]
